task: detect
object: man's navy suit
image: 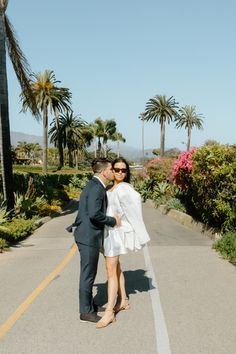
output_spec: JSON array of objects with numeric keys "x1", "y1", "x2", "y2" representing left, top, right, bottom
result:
[{"x1": 74, "y1": 176, "x2": 116, "y2": 314}]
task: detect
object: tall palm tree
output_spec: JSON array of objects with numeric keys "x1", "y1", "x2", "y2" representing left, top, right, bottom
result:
[
  {"x1": 51, "y1": 87, "x2": 72, "y2": 169},
  {"x1": 95, "y1": 118, "x2": 117, "y2": 157},
  {"x1": 0, "y1": 1, "x2": 38, "y2": 210},
  {"x1": 144, "y1": 95, "x2": 179, "y2": 157},
  {"x1": 175, "y1": 105, "x2": 204, "y2": 151},
  {"x1": 21, "y1": 70, "x2": 70, "y2": 173},
  {"x1": 111, "y1": 131, "x2": 126, "y2": 157},
  {"x1": 87, "y1": 122, "x2": 100, "y2": 158}
]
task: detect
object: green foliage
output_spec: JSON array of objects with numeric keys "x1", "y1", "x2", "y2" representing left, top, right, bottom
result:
[
  {"x1": 188, "y1": 145, "x2": 236, "y2": 232},
  {"x1": 0, "y1": 217, "x2": 36, "y2": 243},
  {"x1": 152, "y1": 182, "x2": 184, "y2": 210},
  {"x1": 0, "y1": 202, "x2": 11, "y2": 224},
  {"x1": 0, "y1": 238, "x2": 8, "y2": 252},
  {"x1": 146, "y1": 157, "x2": 174, "y2": 183},
  {"x1": 165, "y1": 198, "x2": 187, "y2": 213},
  {"x1": 132, "y1": 177, "x2": 156, "y2": 202},
  {"x1": 69, "y1": 174, "x2": 90, "y2": 191},
  {"x1": 213, "y1": 232, "x2": 236, "y2": 265}
]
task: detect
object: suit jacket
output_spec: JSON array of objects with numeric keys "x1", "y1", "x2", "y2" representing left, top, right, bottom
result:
[{"x1": 73, "y1": 177, "x2": 116, "y2": 248}]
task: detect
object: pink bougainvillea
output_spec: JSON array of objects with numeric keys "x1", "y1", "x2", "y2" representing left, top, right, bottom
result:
[{"x1": 172, "y1": 148, "x2": 197, "y2": 190}]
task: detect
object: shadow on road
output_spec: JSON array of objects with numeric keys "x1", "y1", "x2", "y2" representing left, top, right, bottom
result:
[{"x1": 94, "y1": 269, "x2": 155, "y2": 306}]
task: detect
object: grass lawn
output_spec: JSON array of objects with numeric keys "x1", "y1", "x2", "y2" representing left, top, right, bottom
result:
[{"x1": 11, "y1": 165, "x2": 90, "y2": 174}]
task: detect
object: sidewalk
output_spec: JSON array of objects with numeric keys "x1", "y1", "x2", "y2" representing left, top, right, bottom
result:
[{"x1": 0, "y1": 201, "x2": 235, "y2": 354}]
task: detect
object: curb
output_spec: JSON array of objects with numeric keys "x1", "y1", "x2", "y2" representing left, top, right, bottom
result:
[{"x1": 145, "y1": 200, "x2": 221, "y2": 241}]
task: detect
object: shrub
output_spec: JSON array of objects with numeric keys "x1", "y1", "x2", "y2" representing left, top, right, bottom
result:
[
  {"x1": 213, "y1": 232, "x2": 236, "y2": 265},
  {"x1": 172, "y1": 145, "x2": 236, "y2": 232},
  {"x1": 1, "y1": 217, "x2": 36, "y2": 243},
  {"x1": 133, "y1": 177, "x2": 156, "y2": 202},
  {"x1": 69, "y1": 174, "x2": 90, "y2": 191},
  {"x1": 0, "y1": 238, "x2": 8, "y2": 252},
  {"x1": 172, "y1": 148, "x2": 197, "y2": 190},
  {"x1": 146, "y1": 157, "x2": 174, "y2": 183},
  {"x1": 165, "y1": 197, "x2": 187, "y2": 213},
  {"x1": 190, "y1": 145, "x2": 236, "y2": 231}
]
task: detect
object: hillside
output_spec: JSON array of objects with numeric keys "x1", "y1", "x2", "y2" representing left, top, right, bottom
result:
[{"x1": 10, "y1": 131, "x2": 155, "y2": 161}]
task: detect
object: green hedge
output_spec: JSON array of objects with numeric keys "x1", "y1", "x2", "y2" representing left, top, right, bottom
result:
[
  {"x1": 188, "y1": 145, "x2": 236, "y2": 232},
  {"x1": 213, "y1": 232, "x2": 236, "y2": 265}
]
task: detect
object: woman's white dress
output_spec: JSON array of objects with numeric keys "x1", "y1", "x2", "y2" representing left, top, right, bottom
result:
[{"x1": 104, "y1": 182, "x2": 150, "y2": 257}]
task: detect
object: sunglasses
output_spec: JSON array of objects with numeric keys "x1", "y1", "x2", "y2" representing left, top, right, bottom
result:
[{"x1": 113, "y1": 168, "x2": 127, "y2": 173}]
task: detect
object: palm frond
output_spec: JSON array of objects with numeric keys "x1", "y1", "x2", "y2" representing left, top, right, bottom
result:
[{"x1": 4, "y1": 15, "x2": 39, "y2": 117}]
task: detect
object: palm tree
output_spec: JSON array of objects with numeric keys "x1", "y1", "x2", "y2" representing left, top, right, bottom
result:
[
  {"x1": 95, "y1": 118, "x2": 117, "y2": 157},
  {"x1": 175, "y1": 105, "x2": 204, "y2": 151},
  {"x1": 139, "y1": 112, "x2": 145, "y2": 161},
  {"x1": 87, "y1": 122, "x2": 100, "y2": 158},
  {"x1": 50, "y1": 112, "x2": 88, "y2": 167},
  {"x1": 0, "y1": 0, "x2": 38, "y2": 210},
  {"x1": 144, "y1": 95, "x2": 179, "y2": 157},
  {"x1": 21, "y1": 70, "x2": 70, "y2": 173},
  {"x1": 111, "y1": 132, "x2": 126, "y2": 157},
  {"x1": 51, "y1": 87, "x2": 72, "y2": 169}
]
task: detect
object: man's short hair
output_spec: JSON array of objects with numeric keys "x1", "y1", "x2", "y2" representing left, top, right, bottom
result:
[{"x1": 91, "y1": 158, "x2": 111, "y2": 174}]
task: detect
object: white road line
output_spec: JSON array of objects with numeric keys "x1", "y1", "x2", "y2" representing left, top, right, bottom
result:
[{"x1": 143, "y1": 245, "x2": 172, "y2": 354}]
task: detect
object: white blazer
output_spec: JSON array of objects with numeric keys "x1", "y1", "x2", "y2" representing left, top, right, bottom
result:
[{"x1": 107, "y1": 182, "x2": 150, "y2": 245}]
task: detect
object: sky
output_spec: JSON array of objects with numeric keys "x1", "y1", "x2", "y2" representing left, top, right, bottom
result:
[{"x1": 6, "y1": 0, "x2": 236, "y2": 151}]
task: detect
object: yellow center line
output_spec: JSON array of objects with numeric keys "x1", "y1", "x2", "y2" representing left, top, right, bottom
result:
[{"x1": 0, "y1": 243, "x2": 77, "y2": 340}]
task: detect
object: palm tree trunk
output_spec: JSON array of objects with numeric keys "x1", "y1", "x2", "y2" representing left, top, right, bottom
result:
[
  {"x1": 103, "y1": 138, "x2": 107, "y2": 158},
  {"x1": 75, "y1": 150, "x2": 78, "y2": 169},
  {"x1": 68, "y1": 146, "x2": 73, "y2": 167},
  {"x1": 0, "y1": 13, "x2": 14, "y2": 210},
  {"x1": 97, "y1": 137, "x2": 101, "y2": 156},
  {"x1": 160, "y1": 119, "x2": 165, "y2": 157},
  {"x1": 42, "y1": 105, "x2": 48, "y2": 173},
  {"x1": 93, "y1": 136, "x2": 97, "y2": 158},
  {"x1": 117, "y1": 140, "x2": 120, "y2": 157},
  {"x1": 187, "y1": 126, "x2": 191, "y2": 151},
  {"x1": 54, "y1": 108, "x2": 63, "y2": 169}
]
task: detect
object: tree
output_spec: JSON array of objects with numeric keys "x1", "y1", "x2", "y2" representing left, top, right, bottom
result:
[
  {"x1": 204, "y1": 139, "x2": 219, "y2": 146},
  {"x1": 111, "y1": 131, "x2": 126, "y2": 157},
  {"x1": 51, "y1": 87, "x2": 72, "y2": 170},
  {"x1": 87, "y1": 122, "x2": 100, "y2": 158},
  {"x1": 0, "y1": 0, "x2": 38, "y2": 209},
  {"x1": 175, "y1": 105, "x2": 203, "y2": 151},
  {"x1": 95, "y1": 118, "x2": 117, "y2": 157},
  {"x1": 50, "y1": 112, "x2": 88, "y2": 167},
  {"x1": 144, "y1": 95, "x2": 179, "y2": 157},
  {"x1": 21, "y1": 70, "x2": 71, "y2": 173}
]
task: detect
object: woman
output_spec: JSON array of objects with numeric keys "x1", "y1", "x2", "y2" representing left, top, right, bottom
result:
[{"x1": 96, "y1": 157, "x2": 150, "y2": 329}]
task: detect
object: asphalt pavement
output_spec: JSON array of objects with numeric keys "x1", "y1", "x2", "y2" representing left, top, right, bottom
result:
[{"x1": 0, "y1": 200, "x2": 235, "y2": 354}]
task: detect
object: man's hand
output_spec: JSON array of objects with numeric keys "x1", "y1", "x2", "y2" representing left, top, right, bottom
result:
[{"x1": 115, "y1": 214, "x2": 121, "y2": 226}]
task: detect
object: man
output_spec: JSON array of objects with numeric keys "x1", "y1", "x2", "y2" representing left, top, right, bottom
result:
[{"x1": 73, "y1": 158, "x2": 120, "y2": 323}]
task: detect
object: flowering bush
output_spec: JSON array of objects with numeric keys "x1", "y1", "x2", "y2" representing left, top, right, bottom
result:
[
  {"x1": 146, "y1": 157, "x2": 174, "y2": 183},
  {"x1": 172, "y1": 148, "x2": 197, "y2": 190}
]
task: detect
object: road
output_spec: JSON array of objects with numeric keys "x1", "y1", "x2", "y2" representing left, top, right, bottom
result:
[{"x1": 0, "y1": 200, "x2": 235, "y2": 354}]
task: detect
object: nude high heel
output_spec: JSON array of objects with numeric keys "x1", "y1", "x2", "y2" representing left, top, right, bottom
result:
[
  {"x1": 96, "y1": 309, "x2": 116, "y2": 329},
  {"x1": 113, "y1": 297, "x2": 130, "y2": 313}
]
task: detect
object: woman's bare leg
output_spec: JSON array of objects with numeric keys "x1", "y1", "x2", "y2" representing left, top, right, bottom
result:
[
  {"x1": 106, "y1": 255, "x2": 119, "y2": 309},
  {"x1": 117, "y1": 260, "x2": 127, "y2": 300},
  {"x1": 96, "y1": 255, "x2": 118, "y2": 328},
  {"x1": 114, "y1": 261, "x2": 130, "y2": 312}
]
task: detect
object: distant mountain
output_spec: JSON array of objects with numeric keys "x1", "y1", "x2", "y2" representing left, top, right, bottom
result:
[
  {"x1": 11, "y1": 131, "x2": 44, "y2": 147},
  {"x1": 10, "y1": 131, "x2": 155, "y2": 161}
]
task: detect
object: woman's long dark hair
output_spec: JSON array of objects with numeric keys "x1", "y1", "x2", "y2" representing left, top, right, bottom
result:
[{"x1": 112, "y1": 157, "x2": 131, "y2": 183}]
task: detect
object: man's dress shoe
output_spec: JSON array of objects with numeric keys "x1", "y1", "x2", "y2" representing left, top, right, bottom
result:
[{"x1": 80, "y1": 312, "x2": 101, "y2": 323}]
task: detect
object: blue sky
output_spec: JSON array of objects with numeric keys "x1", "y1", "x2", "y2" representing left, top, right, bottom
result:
[{"x1": 6, "y1": 0, "x2": 236, "y2": 150}]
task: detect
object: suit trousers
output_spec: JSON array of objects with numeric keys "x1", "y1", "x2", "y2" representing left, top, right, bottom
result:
[{"x1": 76, "y1": 242, "x2": 100, "y2": 314}]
